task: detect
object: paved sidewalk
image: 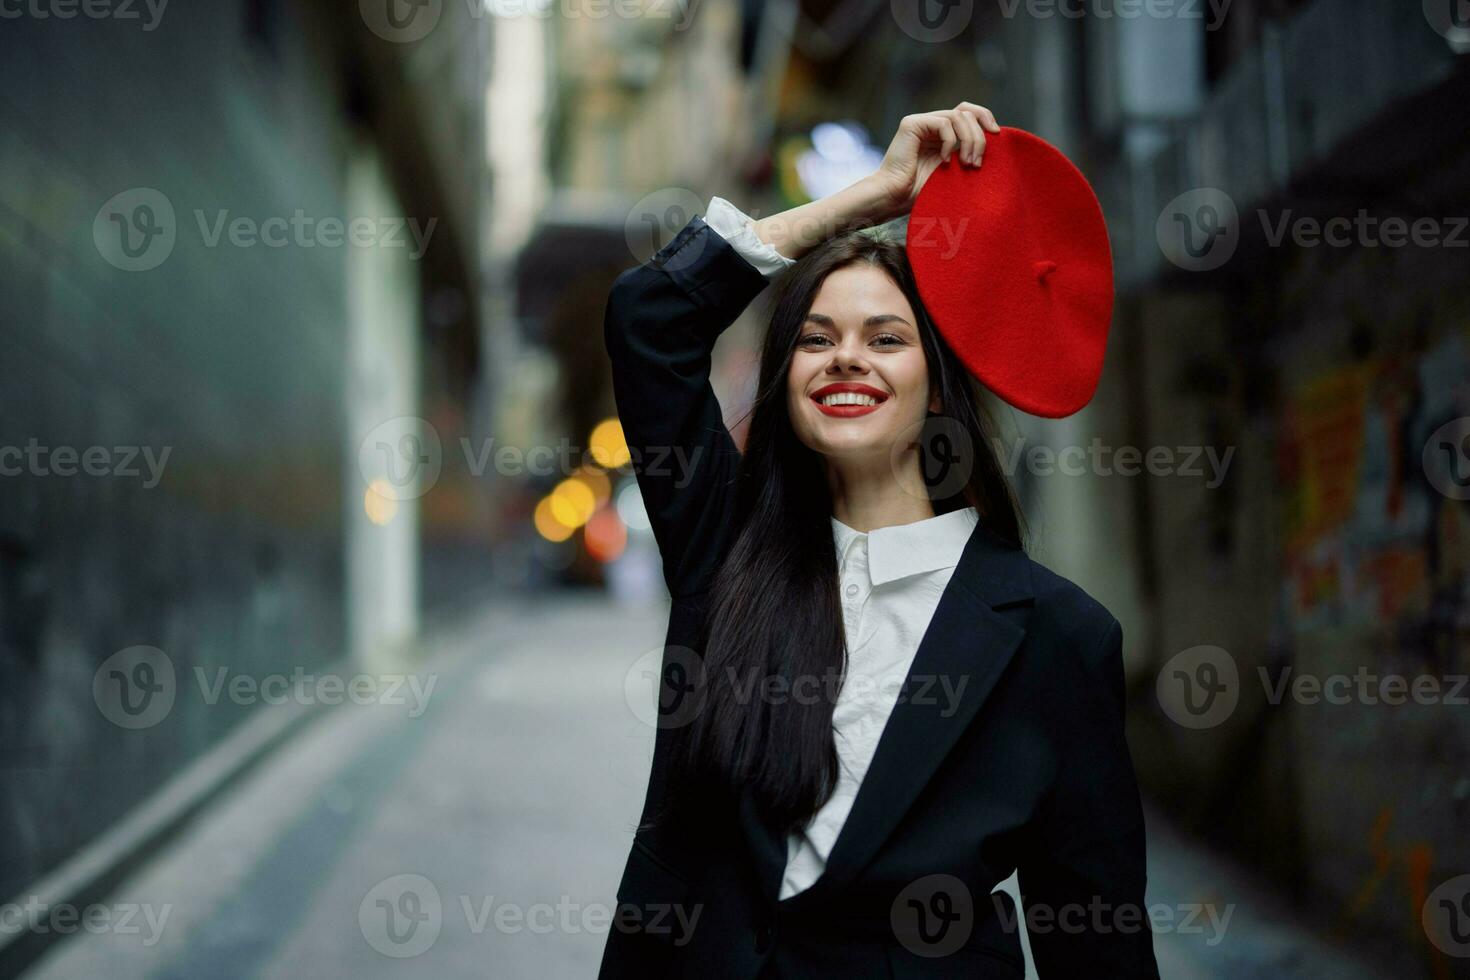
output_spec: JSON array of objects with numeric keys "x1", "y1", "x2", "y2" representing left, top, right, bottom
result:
[{"x1": 21, "y1": 592, "x2": 1382, "y2": 979}]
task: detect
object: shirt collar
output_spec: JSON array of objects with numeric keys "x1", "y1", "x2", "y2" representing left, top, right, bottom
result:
[{"x1": 830, "y1": 506, "x2": 980, "y2": 586}]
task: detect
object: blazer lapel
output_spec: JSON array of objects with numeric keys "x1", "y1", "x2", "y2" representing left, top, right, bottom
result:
[{"x1": 737, "y1": 521, "x2": 1033, "y2": 906}]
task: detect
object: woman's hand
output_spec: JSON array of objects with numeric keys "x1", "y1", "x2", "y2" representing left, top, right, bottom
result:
[
  {"x1": 748, "y1": 102, "x2": 998, "y2": 261},
  {"x1": 871, "y1": 102, "x2": 1000, "y2": 219}
]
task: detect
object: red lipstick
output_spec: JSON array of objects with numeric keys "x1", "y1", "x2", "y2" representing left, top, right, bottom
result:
[{"x1": 810, "y1": 382, "x2": 888, "y2": 418}]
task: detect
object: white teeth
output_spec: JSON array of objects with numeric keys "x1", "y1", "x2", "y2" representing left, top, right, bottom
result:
[{"x1": 819, "y1": 392, "x2": 879, "y2": 407}]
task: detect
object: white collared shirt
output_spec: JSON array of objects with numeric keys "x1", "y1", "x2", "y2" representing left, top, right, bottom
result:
[
  {"x1": 702, "y1": 195, "x2": 980, "y2": 898},
  {"x1": 779, "y1": 506, "x2": 980, "y2": 899}
]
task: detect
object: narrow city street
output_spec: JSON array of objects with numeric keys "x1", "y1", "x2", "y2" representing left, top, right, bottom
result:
[{"x1": 22, "y1": 594, "x2": 1384, "y2": 979}]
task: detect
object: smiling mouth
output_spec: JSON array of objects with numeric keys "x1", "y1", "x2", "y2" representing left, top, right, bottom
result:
[{"x1": 811, "y1": 388, "x2": 888, "y2": 418}]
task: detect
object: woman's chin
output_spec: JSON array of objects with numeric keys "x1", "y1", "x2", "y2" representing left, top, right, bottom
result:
[{"x1": 808, "y1": 432, "x2": 897, "y2": 465}]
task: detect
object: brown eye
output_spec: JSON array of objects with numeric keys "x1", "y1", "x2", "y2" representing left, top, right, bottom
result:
[
  {"x1": 872, "y1": 333, "x2": 905, "y2": 347},
  {"x1": 797, "y1": 334, "x2": 833, "y2": 346}
]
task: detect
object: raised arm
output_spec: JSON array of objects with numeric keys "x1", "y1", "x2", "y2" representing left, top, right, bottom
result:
[
  {"x1": 604, "y1": 102, "x2": 999, "y2": 598},
  {"x1": 603, "y1": 213, "x2": 781, "y2": 599},
  {"x1": 750, "y1": 101, "x2": 999, "y2": 259}
]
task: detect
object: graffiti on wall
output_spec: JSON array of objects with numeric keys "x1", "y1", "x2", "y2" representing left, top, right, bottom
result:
[{"x1": 1277, "y1": 331, "x2": 1469, "y2": 663}]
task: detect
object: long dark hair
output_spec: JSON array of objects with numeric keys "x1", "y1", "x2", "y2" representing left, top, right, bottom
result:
[{"x1": 665, "y1": 226, "x2": 1024, "y2": 837}]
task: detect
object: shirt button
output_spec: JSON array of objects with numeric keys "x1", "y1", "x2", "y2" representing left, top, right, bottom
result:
[
  {"x1": 753, "y1": 919, "x2": 775, "y2": 953},
  {"x1": 845, "y1": 584, "x2": 859, "y2": 598}
]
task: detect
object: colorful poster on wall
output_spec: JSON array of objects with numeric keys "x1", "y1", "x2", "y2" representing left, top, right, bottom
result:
[{"x1": 1278, "y1": 333, "x2": 1469, "y2": 641}]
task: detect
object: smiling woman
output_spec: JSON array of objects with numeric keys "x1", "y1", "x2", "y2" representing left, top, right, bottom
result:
[
  {"x1": 600, "y1": 102, "x2": 1159, "y2": 979},
  {"x1": 790, "y1": 270, "x2": 939, "y2": 471}
]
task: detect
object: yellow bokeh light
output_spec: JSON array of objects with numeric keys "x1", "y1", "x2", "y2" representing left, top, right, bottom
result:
[
  {"x1": 534, "y1": 495, "x2": 575, "y2": 542},
  {"x1": 588, "y1": 418, "x2": 630, "y2": 468},
  {"x1": 574, "y1": 465, "x2": 612, "y2": 506},
  {"x1": 551, "y1": 477, "x2": 597, "y2": 528},
  {"x1": 364, "y1": 479, "x2": 398, "y2": 525}
]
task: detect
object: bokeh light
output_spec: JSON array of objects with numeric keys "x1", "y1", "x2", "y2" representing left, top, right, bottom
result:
[
  {"x1": 588, "y1": 418, "x2": 630, "y2": 468},
  {"x1": 549, "y1": 477, "x2": 597, "y2": 528},
  {"x1": 583, "y1": 505, "x2": 627, "y2": 563},
  {"x1": 574, "y1": 465, "x2": 612, "y2": 506},
  {"x1": 364, "y1": 479, "x2": 399, "y2": 525},
  {"x1": 533, "y1": 495, "x2": 575, "y2": 542},
  {"x1": 615, "y1": 478, "x2": 651, "y2": 532}
]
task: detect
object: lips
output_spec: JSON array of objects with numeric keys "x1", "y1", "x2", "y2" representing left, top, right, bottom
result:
[{"x1": 810, "y1": 382, "x2": 889, "y2": 418}]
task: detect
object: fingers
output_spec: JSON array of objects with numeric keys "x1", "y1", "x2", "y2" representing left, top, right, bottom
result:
[
  {"x1": 957, "y1": 101, "x2": 1001, "y2": 134},
  {"x1": 935, "y1": 116, "x2": 958, "y2": 163},
  {"x1": 903, "y1": 105, "x2": 999, "y2": 166},
  {"x1": 952, "y1": 110, "x2": 986, "y2": 166},
  {"x1": 909, "y1": 111, "x2": 959, "y2": 162},
  {"x1": 943, "y1": 102, "x2": 999, "y2": 167}
]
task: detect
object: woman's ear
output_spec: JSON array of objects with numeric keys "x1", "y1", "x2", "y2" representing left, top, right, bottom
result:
[{"x1": 928, "y1": 386, "x2": 942, "y2": 414}]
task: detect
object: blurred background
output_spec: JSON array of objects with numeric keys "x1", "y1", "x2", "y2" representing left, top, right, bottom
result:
[{"x1": 1, "y1": 0, "x2": 1468, "y2": 977}]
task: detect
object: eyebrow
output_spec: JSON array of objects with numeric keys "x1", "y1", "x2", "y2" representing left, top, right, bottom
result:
[{"x1": 804, "y1": 313, "x2": 913, "y2": 328}]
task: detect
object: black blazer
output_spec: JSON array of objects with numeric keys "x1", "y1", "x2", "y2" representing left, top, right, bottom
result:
[{"x1": 597, "y1": 214, "x2": 1159, "y2": 979}]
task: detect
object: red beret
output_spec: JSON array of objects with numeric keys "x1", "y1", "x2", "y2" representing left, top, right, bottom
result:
[{"x1": 905, "y1": 127, "x2": 1114, "y2": 419}]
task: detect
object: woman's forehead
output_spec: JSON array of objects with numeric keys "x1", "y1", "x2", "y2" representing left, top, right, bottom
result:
[{"x1": 809, "y1": 265, "x2": 914, "y2": 320}]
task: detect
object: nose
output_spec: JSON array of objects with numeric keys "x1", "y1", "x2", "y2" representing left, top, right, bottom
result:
[{"x1": 825, "y1": 337, "x2": 870, "y2": 375}]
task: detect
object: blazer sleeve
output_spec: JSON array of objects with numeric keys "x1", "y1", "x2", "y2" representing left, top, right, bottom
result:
[
  {"x1": 1017, "y1": 618, "x2": 1161, "y2": 978},
  {"x1": 603, "y1": 213, "x2": 777, "y2": 600}
]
